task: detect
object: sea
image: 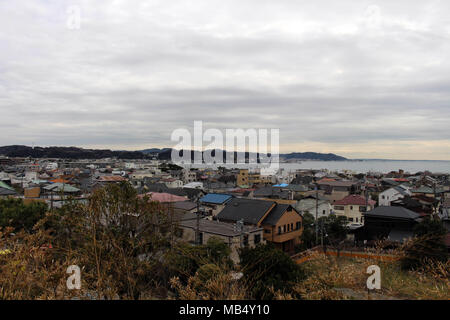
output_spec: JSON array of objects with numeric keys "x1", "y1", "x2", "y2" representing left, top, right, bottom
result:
[
  {"x1": 280, "y1": 160, "x2": 450, "y2": 174},
  {"x1": 188, "y1": 160, "x2": 450, "y2": 174}
]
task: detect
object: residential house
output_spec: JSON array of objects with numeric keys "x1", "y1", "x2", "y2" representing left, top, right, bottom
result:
[
  {"x1": 216, "y1": 198, "x2": 303, "y2": 253},
  {"x1": 237, "y1": 169, "x2": 272, "y2": 187},
  {"x1": 96, "y1": 175, "x2": 128, "y2": 185},
  {"x1": 411, "y1": 186, "x2": 445, "y2": 199},
  {"x1": 172, "y1": 201, "x2": 198, "y2": 215},
  {"x1": 199, "y1": 193, "x2": 233, "y2": 216},
  {"x1": 203, "y1": 181, "x2": 235, "y2": 194},
  {"x1": 357, "y1": 206, "x2": 421, "y2": 244},
  {"x1": 295, "y1": 196, "x2": 332, "y2": 219},
  {"x1": 333, "y1": 194, "x2": 376, "y2": 225},
  {"x1": 317, "y1": 180, "x2": 360, "y2": 203},
  {"x1": 161, "y1": 178, "x2": 184, "y2": 189},
  {"x1": 182, "y1": 169, "x2": 197, "y2": 184},
  {"x1": 43, "y1": 183, "x2": 81, "y2": 198},
  {"x1": 379, "y1": 185, "x2": 411, "y2": 206},
  {"x1": 284, "y1": 184, "x2": 311, "y2": 198},
  {"x1": 183, "y1": 182, "x2": 204, "y2": 189},
  {"x1": 236, "y1": 169, "x2": 249, "y2": 187},
  {"x1": 253, "y1": 186, "x2": 291, "y2": 200},
  {"x1": 0, "y1": 181, "x2": 17, "y2": 198},
  {"x1": 166, "y1": 187, "x2": 205, "y2": 201},
  {"x1": 391, "y1": 195, "x2": 435, "y2": 216},
  {"x1": 140, "y1": 192, "x2": 188, "y2": 203},
  {"x1": 178, "y1": 219, "x2": 265, "y2": 263}
]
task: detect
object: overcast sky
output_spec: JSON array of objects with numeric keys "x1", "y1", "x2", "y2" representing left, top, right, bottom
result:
[{"x1": 1, "y1": 1, "x2": 450, "y2": 160}]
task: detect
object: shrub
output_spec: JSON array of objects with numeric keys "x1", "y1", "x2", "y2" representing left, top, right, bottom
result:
[
  {"x1": 239, "y1": 243, "x2": 305, "y2": 299},
  {"x1": 401, "y1": 218, "x2": 448, "y2": 270}
]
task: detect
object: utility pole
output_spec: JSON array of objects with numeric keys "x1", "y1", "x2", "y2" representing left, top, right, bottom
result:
[
  {"x1": 433, "y1": 182, "x2": 437, "y2": 216},
  {"x1": 320, "y1": 218, "x2": 324, "y2": 247},
  {"x1": 196, "y1": 198, "x2": 200, "y2": 245},
  {"x1": 234, "y1": 219, "x2": 244, "y2": 248},
  {"x1": 315, "y1": 186, "x2": 319, "y2": 246},
  {"x1": 365, "y1": 185, "x2": 369, "y2": 212}
]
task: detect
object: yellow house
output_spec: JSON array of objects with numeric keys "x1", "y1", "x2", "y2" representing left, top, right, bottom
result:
[
  {"x1": 237, "y1": 169, "x2": 249, "y2": 186},
  {"x1": 333, "y1": 194, "x2": 376, "y2": 224},
  {"x1": 261, "y1": 205, "x2": 303, "y2": 253},
  {"x1": 237, "y1": 169, "x2": 272, "y2": 187},
  {"x1": 216, "y1": 198, "x2": 303, "y2": 253}
]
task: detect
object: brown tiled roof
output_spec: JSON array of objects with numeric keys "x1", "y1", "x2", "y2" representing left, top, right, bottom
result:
[
  {"x1": 334, "y1": 194, "x2": 376, "y2": 206},
  {"x1": 317, "y1": 180, "x2": 357, "y2": 187},
  {"x1": 97, "y1": 176, "x2": 128, "y2": 182}
]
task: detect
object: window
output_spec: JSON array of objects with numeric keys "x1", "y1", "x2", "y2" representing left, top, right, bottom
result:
[
  {"x1": 278, "y1": 226, "x2": 282, "y2": 234},
  {"x1": 291, "y1": 223, "x2": 293, "y2": 231},
  {"x1": 254, "y1": 234, "x2": 261, "y2": 244},
  {"x1": 356, "y1": 217, "x2": 359, "y2": 223},
  {"x1": 334, "y1": 206, "x2": 344, "y2": 211},
  {"x1": 287, "y1": 224, "x2": 290, "y2": 232},
  {"x1": 283, "y1": 225, "x2": 286, "y2": 233},
  {"x1": 264, "y1": 229, "x2": 271, "y2": 234},
  {"x1": 296, "y1": 221, "x2": 301, "y2": 230},
  {"x1": 350, "y1": 206, "x2": 353, "y2": 210},
  {"x1": 348, "y1": 218, "x2": 353, "y2": 222},
  {"x1": 243, "y1": 235, "x2": 249, "y2": 247}
]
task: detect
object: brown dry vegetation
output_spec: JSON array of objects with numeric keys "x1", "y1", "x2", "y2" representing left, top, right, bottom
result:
[
  {"x1": 0, "y1": 184, "x2": 448, "y2": 300},
  {"x1": 275, "y1": 254, "x2": 449, "y2": 300}
]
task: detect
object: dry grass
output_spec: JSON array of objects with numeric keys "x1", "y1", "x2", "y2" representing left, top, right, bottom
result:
[
  {"x1": 277, "y1": 254, "x2": 449, "y2": 300},
  {"x1": 170, "y1": 272, "x2": 248, "y2": 300}
]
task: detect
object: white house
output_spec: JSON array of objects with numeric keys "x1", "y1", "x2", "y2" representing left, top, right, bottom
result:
[
  {"x1": 24, "y1": 171, "x2": 38, "y2": 181},
  {"x1": 161, "y1": 178, "x2": 184, "y2": 189},
  {"x1": 295, "y1": 197, "x2": 332, "y2": 219},
  {"x1": 379, "y1": 185, "x2": 411, "y2": 206},
  {"x1": 183, "y1": 182, "x2": 203, "y2": 189},
  {"x1": 275, "y1": 169, "x2": 296, "y2": 185},
  {"x1": 125, "y1": 162, "x2": 136, "y2": 170},
  {"x1": 45, "y1": 162, "x2": 58, "y2": 171},
  {"x1": 182, "y1": 169, "x2": 197, "y2": 183}
]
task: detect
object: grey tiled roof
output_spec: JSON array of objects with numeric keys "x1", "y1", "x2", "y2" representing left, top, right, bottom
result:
[
  {"x1": 217, "y1": 198, "x2": 275, "y2": 225},
  {"x1": 364, "y1": 206, "x2": 420, "y2": 220},
  {"x1": 0, "y1": 188, "x2": 17, "y2": 196},
  {"x1": 262, "y1": 204, "x2": 301, "y2": 226}
]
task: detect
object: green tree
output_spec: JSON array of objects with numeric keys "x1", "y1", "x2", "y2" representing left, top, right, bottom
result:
[
  {"x1": 167, "y1": 237, "x2": 233, "y2": 283},
  {"x1": 43, "y1": 182, "x2": 173, "y2": 299},
  {"x1": 318, "y1": 215, "x2": 349, "y2": 257},
  {"x1": 322, "y1": 215, "x2": 348, "y2": 245},
  {"x1": 298, "y1": 212, "x2": 315, "y2": 251},
  {"x1": 0, "y1": 198, "x2": 48, "y2": 232},
  {"x1": 239, "y1": 243, "x2": 305, "y2": 299}
]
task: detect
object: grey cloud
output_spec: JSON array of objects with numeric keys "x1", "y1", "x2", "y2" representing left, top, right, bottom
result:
[{"x1": 0, "y1": 0, "x2": 450, "y2": 159}]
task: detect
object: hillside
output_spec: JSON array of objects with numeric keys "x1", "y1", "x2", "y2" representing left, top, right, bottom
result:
[
  {"x1": 0, "y1": 145, "x2": 347, "y2": 161},
  {"x1": 282, "y1": 152, "x2": 347, "y2": 161},
  {"x1": 146, "y1": 148, "x2": 347, "y2": 161},
  {"x1": 0, "y1": 145, "x2": 149, "y2": 160}
]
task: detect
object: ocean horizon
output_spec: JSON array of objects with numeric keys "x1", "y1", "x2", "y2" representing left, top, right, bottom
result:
[
  {"x1": 281, "y1": 160, "x2": 450, "y2": 174},
  {"x1": 187, "y1": 159, "x2": 450, "y2": 174}
]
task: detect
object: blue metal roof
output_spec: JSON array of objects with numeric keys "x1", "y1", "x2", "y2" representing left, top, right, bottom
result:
[
  {"x1": 273, "y1": 183, "x2": 289, "y2": 187},
  {"x1": 200, "y1": 193, "x2": 232, "y2": 204}
]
